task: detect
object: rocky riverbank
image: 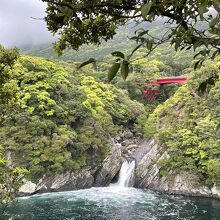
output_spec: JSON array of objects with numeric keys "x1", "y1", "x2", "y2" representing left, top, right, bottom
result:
[
  {"x1": 18, "y1": 134, "x2": 220, "y2": 200},
  {"x1": 134, "y1": 139, "x2": 220, "y2": 200}
]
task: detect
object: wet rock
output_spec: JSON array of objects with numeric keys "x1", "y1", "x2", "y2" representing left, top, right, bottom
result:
[
  {"x1": 169, "y1": 173, "x2": 212, "y2": 197},
  {"x1": 18, "y1": 181, "x2": 37, "y2": 196},
  {"x1": 211, "y1": 186, "x2": 220, "y2": 198},
  {"x1": 39, "y1": 169, "x2": 94, "y2": 193},
  {"x1": 121, "y1": 139, "x2": 132, "y2": 147},
  {"x1": 18, "y1": 136, "x2": 220, "y2": 200},
  {"x1": 122, "y1": 144, "x2": 137, "y2": 156}
]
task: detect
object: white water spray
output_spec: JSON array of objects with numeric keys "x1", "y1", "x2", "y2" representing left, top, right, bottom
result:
[{"x1": 115, "y1": 159, "x2": 135, "y2": 187}]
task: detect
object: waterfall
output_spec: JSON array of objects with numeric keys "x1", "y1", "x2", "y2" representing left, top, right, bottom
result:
[{"x1": 115, "y1": 158, "x2": 135, "y2": 187}]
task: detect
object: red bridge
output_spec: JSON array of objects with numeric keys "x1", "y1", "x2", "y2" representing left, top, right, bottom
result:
[{"x1": 141, "y1": 76, "x2": 187, "y2": 101}]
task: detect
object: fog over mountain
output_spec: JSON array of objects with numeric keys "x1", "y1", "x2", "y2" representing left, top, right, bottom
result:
[{"x1": 0, "y1": 0, "x2": 55, "y2": 47}]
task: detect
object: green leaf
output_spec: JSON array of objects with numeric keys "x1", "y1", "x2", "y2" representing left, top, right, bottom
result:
[
  {"x1": 209, "y1": 14, "x2": 220, "y2": 28},
  {"x1": 198, "y1": 75, "x2": 219, "y2": 95},
  {"x1": 211, "y1": 50, "x2": 220, "y2": 60},
  {"x1": 59, "y1": 6, "x2": 68, "y2": 14},
  {"x1": 198, "y1": 81, "x2": 209, "y2": 95},
  {"x1": 121, "y1": 61, "x2": 129, "y2": 80},
  {"x1": 198, "y1": 2, "x2": 208, "y2": 20},
  {"x1": 78, "y1": 58, "x2": 96, "y2": 69},
  {"x1": 206, "y1": 77, "x2": 215, "y2": 85},
  {"x1": 194, "y1": 50, "x2": 209, "y2": 59},
  {"x1": 111, "y1": 51, "x2": 125, "y2": 59},
  {"x1": 108, "y1": 63, "x2": 120, "y2": 82},
  {"x1": 213, "y1": 0, "x2": 220, "y2": 11},
  {"x1": 193, "y1": 40, "x2": 203, "y2": 51},
  {"x1": 137, "y1": 30, "x2": 149, "y2": 37},
  {"x1": 134, "y1": 7, "x2": 141, "y2": 15},
  {"x1": 128, "y1": 44, "x2": 142, "y2": 60},
  {"x1": 216, "y1": 123, "x2": 220, "y2": 133},
  {"x1": 174, "y1": 39, "x2": 182, "y2": 51},
  {"x1": 147, "y1": 40, "x2": 153, "y2": 51},
  {"x1": 194, "y1": 59, "x2": 204, "y2": 70},
  {"x1": 141, "y1": 2, "x2": 153, "y2": 17},
  {"x1": 200, "y1": 150, "x2": 207, "y2": 159}
]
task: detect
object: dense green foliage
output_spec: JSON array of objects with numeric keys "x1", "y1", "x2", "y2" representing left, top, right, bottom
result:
[
  {"x1": 0, "y1": 45, "x2": 20, "y2": 116},
  {"x1": 0, "y1": 146, "x2": 27, "y2": 217},
  {"x1": 0, "y1": 3, "x2": 220, "y2": 218},
  {"x1": 2, "y1": 15, "x2": 220, "y2": 199},
  {"x1": 0, "y1": 46, "x2": 27, "y2": 218},
  {"x1": 139, "y1": 59, "x2": 220, "y2": 187},
  {"x1": 0, "y1": 56, "x2": 145, "y2": 181},
  {"x1": 39, "y1": 0, "x2": 220, "y2": 189}
]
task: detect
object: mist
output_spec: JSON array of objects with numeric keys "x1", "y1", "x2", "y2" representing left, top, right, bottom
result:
[{"x1": 0, "y1": 0, "x2": 55, "y2": 47}]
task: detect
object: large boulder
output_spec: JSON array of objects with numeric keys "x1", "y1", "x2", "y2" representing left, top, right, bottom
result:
[
  {"x1": 135, "y1": 138, "x2": 161, "y2": 187},
  {"x1": 36, "y1": 168, "x2": 94, "y2": 193}
]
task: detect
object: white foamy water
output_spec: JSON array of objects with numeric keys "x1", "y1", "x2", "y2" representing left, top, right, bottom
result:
[
  {"x1": 8, "y1": 186, "x2": 219, "y2": 220},
  {"x1": 113, "y1": 159, "x2": 135, "y2": 187}
]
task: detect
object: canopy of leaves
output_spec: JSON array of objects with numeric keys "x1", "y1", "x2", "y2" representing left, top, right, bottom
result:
[
  {"x1": 0, "y1": 56, "x2": 145, "y2": 181},
  {"x1": 0, "y1": 45, "x2": 20, "y2": 116},
  {"x1": 0, "y1": 46, "x2": 28, "y2": 218},
  {"x1": 42, "y1": 0, "x2": 220, "y2": 80}
]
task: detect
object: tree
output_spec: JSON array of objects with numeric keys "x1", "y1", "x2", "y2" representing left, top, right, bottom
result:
[
  {"x1": 42, "y1": 0, "x2": 220, "y2": 80},
  {"x1": 0, "y1": 149, "x2": 27, "y2": 218},
  {"x1": 0, "y1": 45, "x2": 28, "y2": 219},
  {"x1": 0, "y1": 45, "x2": 20, "y2": 116}
]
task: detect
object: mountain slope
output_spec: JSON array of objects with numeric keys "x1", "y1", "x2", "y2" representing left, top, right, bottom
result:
[
  {"x1": 138, "y1": 59, "x2": 220, "y2": 188},
  {"x1": 0, "y1": 56, "x2": 145, "y2": 181}
]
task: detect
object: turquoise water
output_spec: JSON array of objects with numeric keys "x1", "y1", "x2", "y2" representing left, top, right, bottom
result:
[{"x1": 4, "y1": 187, "x2": 220, "y2": 220}]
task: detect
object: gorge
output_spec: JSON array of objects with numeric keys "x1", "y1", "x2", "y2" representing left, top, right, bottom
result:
[
  {"x1": 1, "y1": 1, "x2": 220, "y2": 219},
  {"x1": 1, "y1": 28, "x2": 220, "y2": 220},
  {"x1": 4, "y1": 152, "x2": 220, "y2": 220},
  {"x1": 17, "y1": 137, "x2": 220, "y2": 200}
]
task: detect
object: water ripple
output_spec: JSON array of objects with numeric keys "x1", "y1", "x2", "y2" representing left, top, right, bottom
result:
[{"x1": 3, "y1": 187, "x2": 220, "y2": 220}]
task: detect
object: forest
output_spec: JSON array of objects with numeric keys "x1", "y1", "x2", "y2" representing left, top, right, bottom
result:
[
  {"x1": 1, "y1": 31, "x2": 220, "y2": 189},
  {"x1": 1, "y1": 0, "x2": 220, "y2": 219}
]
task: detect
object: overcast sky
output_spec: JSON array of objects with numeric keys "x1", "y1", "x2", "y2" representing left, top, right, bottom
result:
[{"x1": 0, "y1": 0, "x2": 55, "y2": 47}]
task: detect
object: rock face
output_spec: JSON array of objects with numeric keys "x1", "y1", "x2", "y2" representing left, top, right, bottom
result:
[
  {"x1": 18, "y1": 142, "x2": 123, "y2": 196},
  {"x1": 18, "y1": 168, "x2": 94, "y2": 197},
  {"x1": 134, "y1": 138, "x2": 220, "y2": 200},
  {"x1": 94, "y1": 143, "x2": 122, "y2": 186}
]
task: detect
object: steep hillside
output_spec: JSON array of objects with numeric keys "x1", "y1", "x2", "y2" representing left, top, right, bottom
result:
[
  {"x1": 20, "y1": 26, "x2": 135, "y2": 62},
  {"x1": 138, "y1": 59, "x2": 220, "y2": 188},
  {"x1": 2, "y1": 51, "x2": 219, "y2": 198},
  {"x1": 0, "y1": 56, "x2": 145, "y2": 182}
]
